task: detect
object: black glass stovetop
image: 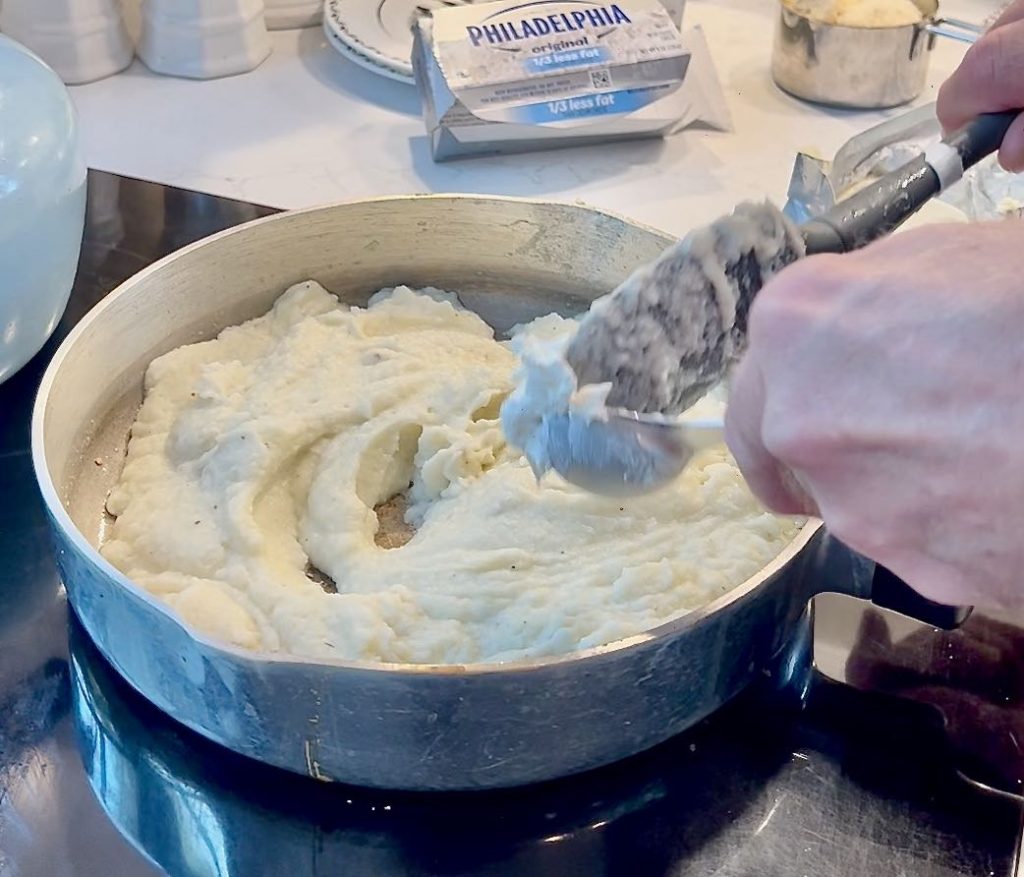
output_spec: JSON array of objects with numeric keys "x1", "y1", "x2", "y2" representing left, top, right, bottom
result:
[{"x1": 1, "y1": 171, "x2": 1023, "y2": 877}]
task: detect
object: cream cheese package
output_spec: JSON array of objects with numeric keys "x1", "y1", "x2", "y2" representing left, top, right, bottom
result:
[{"x1": 412, "y1": 0, "x2": 691, "y2": 160}]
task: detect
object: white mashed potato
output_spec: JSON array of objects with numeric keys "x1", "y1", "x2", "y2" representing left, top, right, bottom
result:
[
  {"x1": 786, "y1": 0, "x2": 923, "y2": 27},
  {"x1": 101, "y1": 283, "x2": 801, "y2": 665}
]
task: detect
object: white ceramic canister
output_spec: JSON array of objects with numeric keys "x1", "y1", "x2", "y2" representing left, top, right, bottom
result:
[
  {"x1": 139, "y1": 0, "x2": 271, "y2": 79},
  {"x1": 0, "y1": 0, "x2": 133, "y2": 84},
  {"x1": 0, "y1": 36, "x2": 87, "y2": 383},
  {"x1": 660, "y1": 0, "x2": 685, "y2": 28},
  {"x1": 264, "y1": 0, "x2": 321, "y2": 29}
]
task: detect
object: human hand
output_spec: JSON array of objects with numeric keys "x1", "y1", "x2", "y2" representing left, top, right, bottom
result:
[
  {"x1": 724, "y1": 220, "x2": 1024, "y2": 610},
  {"x1": 937, "y1": 0, "x2": 1024, "y2": 171}
]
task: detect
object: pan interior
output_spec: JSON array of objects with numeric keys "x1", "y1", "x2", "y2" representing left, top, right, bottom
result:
[{"x1": 38, "y1": 197, "x2": 814, "y2": 673}]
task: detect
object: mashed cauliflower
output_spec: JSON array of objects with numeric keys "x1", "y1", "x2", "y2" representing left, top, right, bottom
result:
[
  {"x1": 101, "y1": 283, "x2": 801, "y2": 665},
  {"x1": 786, "y1": 0, "x2": 923, "y2": 27}
]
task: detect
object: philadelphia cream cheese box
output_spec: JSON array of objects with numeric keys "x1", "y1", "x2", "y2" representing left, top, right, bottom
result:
[{"x1": 412, "y1": 0, "x2": 691, "y2": 161}]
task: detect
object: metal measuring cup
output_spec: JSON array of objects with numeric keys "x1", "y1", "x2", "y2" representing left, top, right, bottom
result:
[{"x1": 770, "y1": 0, "x2": 980, "y2": 110}]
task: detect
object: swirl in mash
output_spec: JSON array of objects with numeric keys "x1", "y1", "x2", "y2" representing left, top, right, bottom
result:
[{"x1": 101, "y1": 283, "x2": 800, "y2": 665}]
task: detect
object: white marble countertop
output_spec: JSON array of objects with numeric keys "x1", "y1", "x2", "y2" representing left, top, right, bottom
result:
[{"x1": 70, "y1": 0, "x2": 999, "y2": 236}]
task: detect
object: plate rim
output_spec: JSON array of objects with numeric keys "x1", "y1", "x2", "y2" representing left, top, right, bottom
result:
[{"x1": 323, "y1": 0, "x2": 416, "y2": 82}]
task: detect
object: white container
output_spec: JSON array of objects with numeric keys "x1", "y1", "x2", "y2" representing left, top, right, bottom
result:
[
  {"x1": 0, "y1": 36, "x2": 87, "y2": 384},
  {"x1": 0, "y1": 0, "x2": 133, "y2": 84},
  {"x1": 264, "y1": 0, "x2": 321, "y2": 29},
  {"x1": 139, "y1": 0, "x2": 271, "y2": 79}
]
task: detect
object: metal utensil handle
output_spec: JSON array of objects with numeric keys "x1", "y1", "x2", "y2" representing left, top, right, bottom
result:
[
  {"x1": 924, "y1": 17, "x2": 983, "y2": 44},
  {"x1": 946, "y1": 109, "x2": 1018, "y2": 168},
  {"x1": 800, "y1": 110, "x2": 1018, "y2": 254}
]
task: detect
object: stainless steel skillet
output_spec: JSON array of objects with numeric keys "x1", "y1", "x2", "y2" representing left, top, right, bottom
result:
[{"x1": 31, "y1": 195, "x2": 963, "y2": 790}]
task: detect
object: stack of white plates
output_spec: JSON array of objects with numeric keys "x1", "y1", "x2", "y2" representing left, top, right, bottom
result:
[{"x1": 323, "y1": 0, "x2": 469, "y2": 84}]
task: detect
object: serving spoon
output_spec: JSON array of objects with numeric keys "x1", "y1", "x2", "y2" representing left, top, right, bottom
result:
[{"x1": 541, "y1": 111, "x2": 1017, "y2": 497}]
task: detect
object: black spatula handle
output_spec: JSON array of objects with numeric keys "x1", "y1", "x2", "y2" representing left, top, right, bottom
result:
[
  {"x1": 870, "y1": 565, "x2": 971, "y2": 630},
  {"x1": 800, "y1": 110, "x2": 1018, "y2": 255}
]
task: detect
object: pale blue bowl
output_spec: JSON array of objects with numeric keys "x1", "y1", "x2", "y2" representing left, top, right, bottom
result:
[{"x1": 0, "y1": 34, "x2": 87, "y2": 383}]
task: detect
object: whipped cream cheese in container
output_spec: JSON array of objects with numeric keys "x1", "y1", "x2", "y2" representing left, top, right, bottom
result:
[{"x1": 412, "y1": 0, "x2": 690, "y2": 160}]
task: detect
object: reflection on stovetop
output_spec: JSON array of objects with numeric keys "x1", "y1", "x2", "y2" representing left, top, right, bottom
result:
[
  {"x1": 69, "y1": 606, "x2": 1020, "y2": 877},
  {"x1": 841, "y1": 605, "x2": 1024, "y2": 802}
]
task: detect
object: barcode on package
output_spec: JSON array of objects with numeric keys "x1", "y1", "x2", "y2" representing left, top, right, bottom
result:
[{"x1": 589, "y1": 68, "x2": 612, "y2": 89}]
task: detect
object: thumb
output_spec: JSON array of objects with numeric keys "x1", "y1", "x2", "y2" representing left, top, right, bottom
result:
[{"x1": 937, "y1": 21, "x2": 1024, "y2": 134}]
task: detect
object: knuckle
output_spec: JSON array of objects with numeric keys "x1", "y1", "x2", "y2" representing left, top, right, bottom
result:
[
  {"x1": 813, "y1": 488, "x2": 891, "y2": 558},
  {"x1": 935, "y1": 79, "x2": 958, "y2": 128},
  {"x1": 795, "y1": 475, "x2": 896, "y2": 561},
  {"x1": 820, "y1": 505, "x2": 874, "y2": 554},
  {"x1": 965, "y1": 30, "x2": 1010, "y2": 94},
  {"x1": 939, "y1": 21, "x2": 1024, "y2": 126},
  {"x1": 758, "y1": 406, "x2": 851, "y2": 475}
]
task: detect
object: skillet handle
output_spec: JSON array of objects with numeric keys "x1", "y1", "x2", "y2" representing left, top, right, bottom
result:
[
  {"x1": 810, "y1": 533, "x2": 971, "y2": 630},
  {"x1": 869, "y1": 564, "x2": 971, "y2": 631}
]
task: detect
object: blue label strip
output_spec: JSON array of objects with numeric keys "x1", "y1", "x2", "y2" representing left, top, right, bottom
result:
[
  {"x1": 511, "y1": 87, "x2": 660, "y2": 123},
  {"x1": 522, "y1": 45, "x2": 611, "y2": 73}
]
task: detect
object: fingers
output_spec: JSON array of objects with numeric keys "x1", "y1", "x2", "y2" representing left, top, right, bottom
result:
[
  {"x1": 999, "y1": 110, "x2": 1024, "y2": 171},
  {"x1": 724, "y1": 355, "x2": 819, "y2": 516},
  {"x1": 988, "y1": 0, "x2": 1024, "y2": 32},
  {"x1": 725, "y1": 255, "x2": 841, "y2": 518},
  {"x1": 937, "y1": 19, "x2": 1024, "y2": 142}
]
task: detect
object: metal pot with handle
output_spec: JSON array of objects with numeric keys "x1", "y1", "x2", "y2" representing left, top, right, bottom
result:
[{"x1": 771, "y1": 0, "x2": 981, "y2": 110}]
